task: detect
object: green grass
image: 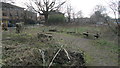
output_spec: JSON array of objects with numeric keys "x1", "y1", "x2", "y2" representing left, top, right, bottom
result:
[
  {"x1": 76, "y1": 27, "x2": 100, "y2": 33},
  {"x1": 2, "y1": 25, "x2": 118, "y2": 66},
  {"x1": 84, "y1": 53, "x2": 93, "y2": 65},
  {"x1": 92, "y1": 39, "x2": 118, "y2": 53},
  {"x1": 53, "y1": 26, "x2": 101, "y2": 38},
  {"x1": 2, "y1": 33, "x2": 32, "y2": 45}
]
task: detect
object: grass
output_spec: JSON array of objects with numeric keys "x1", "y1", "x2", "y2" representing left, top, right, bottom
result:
[
  {"x1": 2, "y1": 31, "x2": 57, "y2": 66},
  {"x1": 2, "y1": 28, "x2": 51, "y2": 66},
  {"x1": 56, "y1": 26, "x2": 101, "y2": 33},
  {"x1": 2, "y1": 25, "x2": 118, "y2": 66},
  {"x1": 84, "y1": 53, "x2": 93, "y2": 66},
  {"x1": 92, "y1": 39, "x2": 118, "y2": 53},
  {"x1": 2, "y1": 33, "x2": 32, "y2": 45}
]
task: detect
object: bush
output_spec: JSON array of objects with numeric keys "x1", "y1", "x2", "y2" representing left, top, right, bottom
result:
[
  {"x1": 25, "y1": 19, "x2": 36, "y2": 25},
  {"x1": 48, "y1": 14, "x2": 65, "y2": 25}
]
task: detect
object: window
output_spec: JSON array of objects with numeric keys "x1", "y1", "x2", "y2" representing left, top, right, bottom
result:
[
  {"x1": 10, "y1": 8, "x2": 13, "y2": 10},
  {"x1": 16, "y1": 11, "x2": 19, "y2": 16},
  {"x1": 10, "y1": 13, "x2": 12, "y2": 17},
  {"x1": 3, "y1": 13, "x2": 7, "y2": 16},
  {"x1": 2, "y1": 8, "x2": 6, "y2": 11}
]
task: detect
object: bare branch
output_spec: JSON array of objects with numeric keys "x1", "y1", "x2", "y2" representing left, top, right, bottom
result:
[
  {"x1": 48, "y1": 45, "x2": 64, "y2": 68},
  {"x1": 54, "y1": 1, "x2": 66, "y2": 11},
  {"x1": 25, "y1": 0, "x2": 66, "y2": 24}
]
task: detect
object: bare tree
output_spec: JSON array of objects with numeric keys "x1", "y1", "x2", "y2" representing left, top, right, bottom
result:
[
  {"x1": 109, "y1": 0, "x2": 120, "y2": 29},
  {"x1": 91, "y1": 4, "x2": 119, "y2": 34},
  {"x1": 102, "y1": 0, "x2": 120, "y2": 35},
  {"x1": 26, "y1": 6, "x2": 35, "y2": 12},
  {"x1": 77, "y1": 10, "x2": 83, "y2": 18},
  {"x1": 90, "y1": 5, "x2": 106, "y2": 24},
  {"x1": 25, "y1": 0, "x2": 66, "y2": 24},
  {"x1": 72, "y1": 11, "x2": 75, "y2": 22},
  {"x1": 0, "y1": 0, "x2": 15, "y2": 4},
  {"x1": 94, "y1": 5, "x2": 106, "y2": 13},
  {"x1": 66, "y1": 4, "x2": 72, "y2": 23}
]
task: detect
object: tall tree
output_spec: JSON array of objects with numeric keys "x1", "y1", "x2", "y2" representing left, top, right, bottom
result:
[
  {"x1": 90, "y1": 5, "x2": 106, "y2": 24},
  {"x1": 77, "y1": 10, "x2": 83, "y2": 18},
  {"x1": 66, "y1": 4, "x2": 72, "y2": 23},
  {"x1": 108, "y1": 0, "x2": 120, "y2": 27},
  {"x1": 102, "y1": 0, "x2": 120, "y2": 35},
  {"x1": 94, "y1": 5, "x2": 106, "y2": 13},
  {"x1": 72, "y1": 11, "x2": 75, "y2": 22},
  {"x1": 25, "y1": 0, "x2": 66, "y2": 24},
  {"x1": 0, "y1": 0, "x2": 15, "y2": 4}
]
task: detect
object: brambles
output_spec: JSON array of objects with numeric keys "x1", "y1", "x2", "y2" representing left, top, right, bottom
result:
[
  {"x1": 2, "y1": 25, "x2": 117, "y2": 66},
  {"x1": 3, "y1": 44, "x2": 85, "y2": 66},
  {"x1": 2, "y1": 27, "x2": 85, "y2": 66}
]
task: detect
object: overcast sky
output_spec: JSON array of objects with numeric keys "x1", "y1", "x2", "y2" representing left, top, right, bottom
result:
[{"x1": 11, "y1": 0, "x2": 118, "y2": 18}]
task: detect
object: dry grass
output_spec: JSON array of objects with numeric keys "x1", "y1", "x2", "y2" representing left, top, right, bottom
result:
[{"x1": 2, "y1": 25, "x2": 118, "y2": 66}]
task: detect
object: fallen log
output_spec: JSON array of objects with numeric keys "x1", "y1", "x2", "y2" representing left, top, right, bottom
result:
[
  {"x1": 49, "y1": 29, "x2": 57, "y2": 32},
  {"x1": 37, "y1": 33, "x2": 53, "y2": 41},
  {"x1": 67, "y1": 31, "x2": 76, "y2": 34},
  {"x1": 83, "y1": 32, "x2": 89, "y2": 37}
]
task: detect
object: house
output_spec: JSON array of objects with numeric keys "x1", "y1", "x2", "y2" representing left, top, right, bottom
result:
[
  {"x1": 37, "y1": 15, "x2": 45, "y2": 24},
  {"x1": 24, "y1": 10, "x2": 37, "y2": 24},
  {"x1": 24, "y1": 10, "x2": 37, "y2": 21},
  {"x1": 75, "y1": 18, "x2": 91, "y2": 24},
  {"x1": 0, "y1": 2, "x2": 37, "y2": 27},
  {"x1": 49, "y1": 11, "x2": 64, "y2": 15},
  {"x1": 1, "y1": 2, "x2": 25, "y2": 26}
]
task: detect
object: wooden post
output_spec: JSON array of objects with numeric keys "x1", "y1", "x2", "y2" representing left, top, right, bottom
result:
[
  {"x1": 118, "y1": 1, "x2": 120, "y2": 66},
  {"x1": 0, "y1": 2, "x2": 2, "y2": 68}
]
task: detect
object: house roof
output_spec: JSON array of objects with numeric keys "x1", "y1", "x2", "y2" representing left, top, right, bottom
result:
[
  {"x1": 1, "y1": 2, "x2": 24, "y2": 9},
  {"x1": 49, "y1": 11, "x2": 64, "y2": 15}
]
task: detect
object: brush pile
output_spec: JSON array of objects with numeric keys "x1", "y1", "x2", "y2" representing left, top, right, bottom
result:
[{"x1": 3, "y1": 44, "x2": 85, "y2": 66}]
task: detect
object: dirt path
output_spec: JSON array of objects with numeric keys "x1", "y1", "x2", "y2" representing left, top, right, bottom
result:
[{"x1": 53, "y1": 33, "x2": 118, "y2": 66}]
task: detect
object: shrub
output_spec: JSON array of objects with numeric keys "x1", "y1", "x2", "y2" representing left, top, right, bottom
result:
[
  {"x1": 25, "y1": 19, "x2": 36, "y2": 25},
  {"x1": 48, "y1": 14, "x2": 65, "y2": 25}
]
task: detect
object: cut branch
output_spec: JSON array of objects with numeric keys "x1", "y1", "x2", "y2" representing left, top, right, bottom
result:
[{"x1": 48, "y1": 48, "x2": 62, "y2": 68}]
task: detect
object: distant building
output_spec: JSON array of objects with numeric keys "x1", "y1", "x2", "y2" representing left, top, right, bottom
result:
[
  {"x1": 49, "y1": 11, "x2": 64, "y2": 15},
  {"x1": 0, "y1": 2, "x2": 37, "y2": 26},
  {"x1": 37, "y1": 15, "x2": 45, "y2": 24},
  {"x1": 75, "y1": 18, "x2": 91, "y2": 24},
  {"x1": 24, "y1": 10, "x2": 37, "y2": 24},
  {"x1": 1, "y1": 2, "x2": 24, "y2": 26}
]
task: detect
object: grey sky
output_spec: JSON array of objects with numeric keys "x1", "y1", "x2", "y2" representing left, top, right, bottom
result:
[{"x1": 12, "y1": 0, "x2": 118, "y2": 18}]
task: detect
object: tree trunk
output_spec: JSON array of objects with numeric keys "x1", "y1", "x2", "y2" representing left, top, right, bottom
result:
[
  {"x1": 68, "y1": 16, "x2": 71, "y2": 23},
  {"x1": 44, "y1": 14, "x2": 48, "y2": 25}
]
